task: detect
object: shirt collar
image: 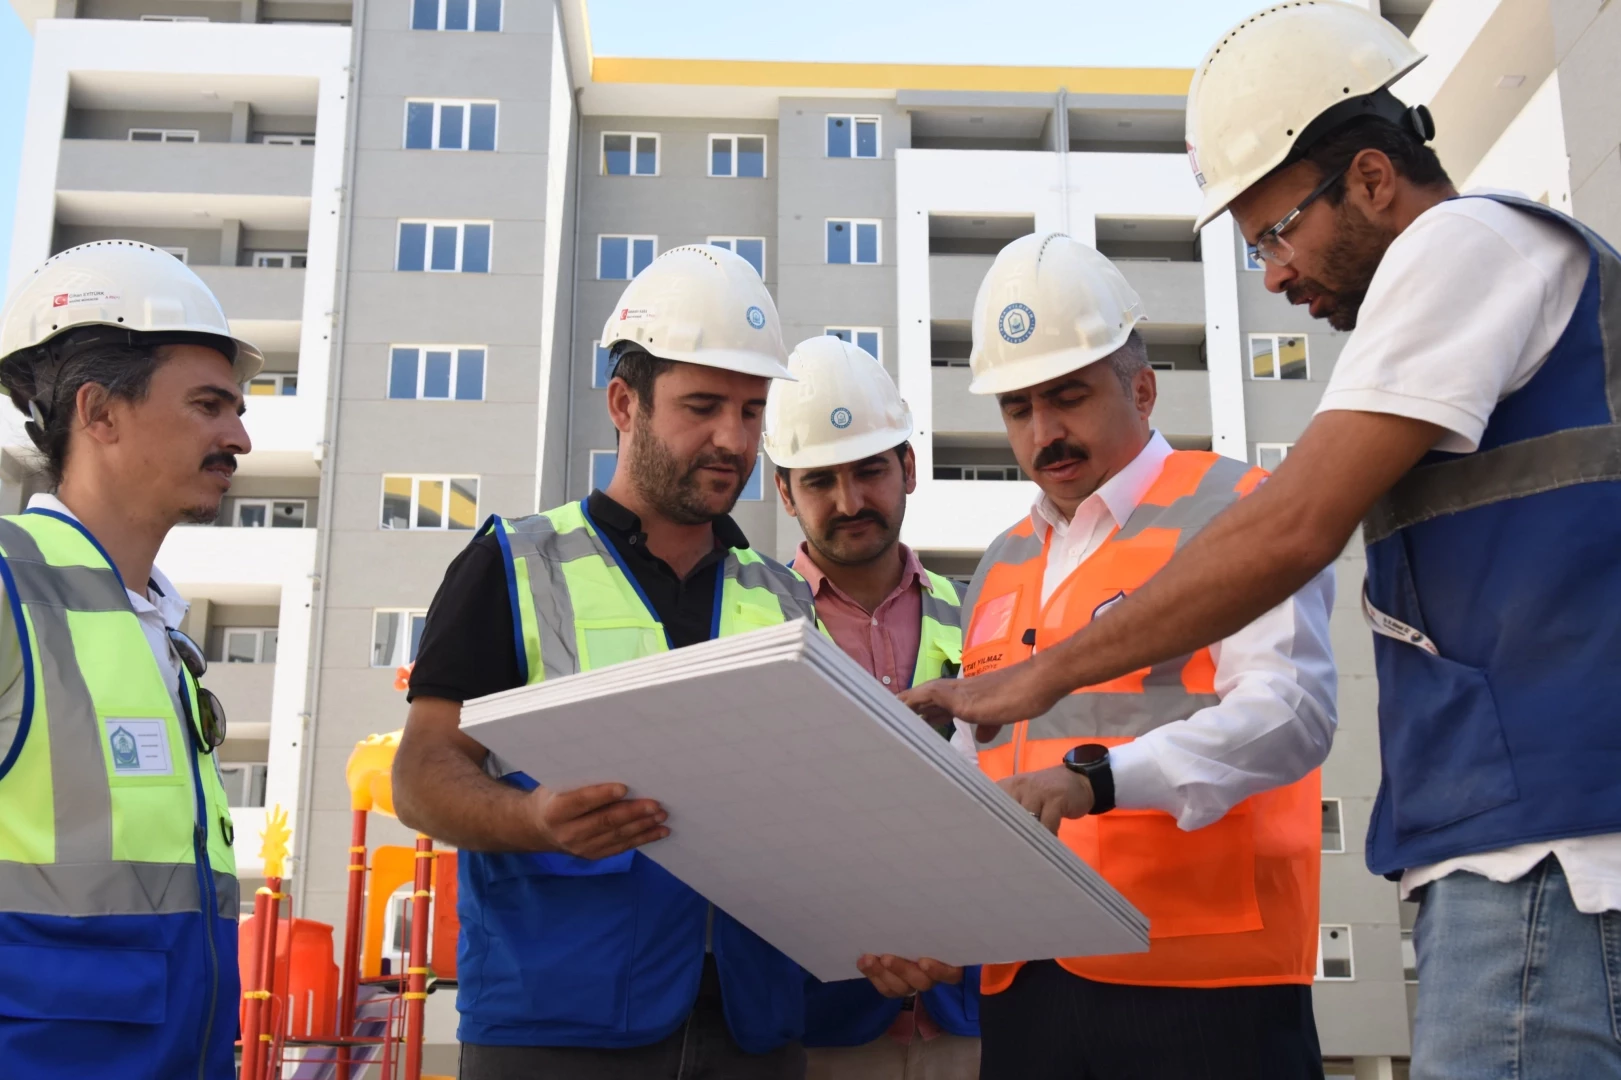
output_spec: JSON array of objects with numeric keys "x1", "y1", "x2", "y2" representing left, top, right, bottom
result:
[
  {"x1": 1029, "y1": 430, "x2": 1175, "y2": 539},
  {"x1": 793, "y1": 540, "x2": 927, "y2": 601},
  {"x1": 25, "y1": 492, "x2": 189, "y2": 626},
  {"x1": 586, "y1": 488, "x2": 751, "y2": 553}
]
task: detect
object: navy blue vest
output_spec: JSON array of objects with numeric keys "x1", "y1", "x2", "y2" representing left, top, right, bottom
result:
[{"x1": 1363, "y1": 194, "x2": 1621, "y2": 877}]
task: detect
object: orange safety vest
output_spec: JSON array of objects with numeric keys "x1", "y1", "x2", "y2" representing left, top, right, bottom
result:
[{"x1": 961, "y1": 450, "x2": 1320, "y2": 991}]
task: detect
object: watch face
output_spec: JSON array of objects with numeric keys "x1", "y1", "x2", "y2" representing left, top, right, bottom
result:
[{"x1": 1069, "y1": 744, "x2": 1109, "y2": 768}]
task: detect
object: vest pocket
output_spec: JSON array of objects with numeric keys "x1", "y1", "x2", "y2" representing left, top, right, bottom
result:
[
  {"x1": 578, "y1": 623, "x2": 665, "y2": 670},
  {"x1": 1093, "y1": 804, "x2": 1263, "y2": 940},
  {"x1": 0, "y1": 942, "x2": 166, "y2": 1023}
]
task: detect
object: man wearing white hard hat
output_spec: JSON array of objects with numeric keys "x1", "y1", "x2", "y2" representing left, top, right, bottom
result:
[
  {"x1": 0, "y1": 240, "x2": 259, "y2": 1078},
  {"x1": 394, "y1": 245, "x2": 819, "y2": 1079},
  {"x1": 903, "y1": 3, "x2": 1621, "y2": 1076},
  {"x1": 763, "y1": 335, "x2": 980, "y2": 1080},
  {"x1": 897, "y1": 232, "x2": 1337, "y2": 1080}
]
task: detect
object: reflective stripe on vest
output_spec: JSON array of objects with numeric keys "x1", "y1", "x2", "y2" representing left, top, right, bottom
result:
[
  {"x1": 0, "y1": 514, "x2": 237, "y2": 919},
  {"x1": 961, "y1": 451, "x2": 1320, "y2": 990}
]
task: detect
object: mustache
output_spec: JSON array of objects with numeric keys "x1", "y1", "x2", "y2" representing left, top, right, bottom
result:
[
  {"x1": 202, "y1": 453, "x2": 237, "y2": 475},
  {"x1": 1033, "y1": 441, "x2": 1088, "y2": 471},
  {"x1": 826, "y1": 509, "x2": 889, "y2": 533},
  {"x1": 684, "y1": 450, "x2": 750, "y2": 480}
]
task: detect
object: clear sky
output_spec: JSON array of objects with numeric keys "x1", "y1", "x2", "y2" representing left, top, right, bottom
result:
[{"x1": 0, "y1": 0, "x2": 1263, "y2": 274}]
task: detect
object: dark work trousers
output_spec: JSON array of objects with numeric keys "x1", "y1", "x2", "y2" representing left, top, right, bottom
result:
[
  {"x1": 459, "y1": 957, "x2": 807, "y2": 1080},
  {"x1": 978, "y1": 960, "x2": 1324, "y2": 1080}
]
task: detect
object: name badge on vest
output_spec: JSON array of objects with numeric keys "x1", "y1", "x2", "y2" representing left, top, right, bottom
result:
[
  {"x1": 1092, "y1": 590, "x2": 1127, "y2": 621},
  {"x1": 106, "y1": 719, "x2": 174, "y2": 776}
]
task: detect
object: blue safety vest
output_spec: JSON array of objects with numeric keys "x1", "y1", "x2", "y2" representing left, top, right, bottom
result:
[{"x1": 1363, "y1": 194, "x2": 1621, "y2": 876}]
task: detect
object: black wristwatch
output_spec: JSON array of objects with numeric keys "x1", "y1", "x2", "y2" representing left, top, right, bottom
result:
[{"x1": 1063, "y1": 744, "x2": 1116, "y2": 815}]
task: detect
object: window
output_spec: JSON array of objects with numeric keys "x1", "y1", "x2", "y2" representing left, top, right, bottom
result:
[
  {"x1": 218, "y1": 763, "x2": 268, "y2": 808},
  {"x1": 827, "y1": 219, "x2": 880, "y2": 265},
  {"x1": 1401, "y1": 929, "x2": 1417, "y2": 983},
  {"x1": 160, "y1": 246, "x2": 189, "y2": 263},
  {"x1": 741, "y1": 454, "x2": 765, "y2": 501},
  {"x1": 380, "y1": 475, "x2": 479, "y2": 530},
  {"x1": 128, "y1": 128, "x2": 199, "y2": 142},
  {"x1": 233, "y1": 499, "x2": 307, "y2": 528},
  {"x1": 827, "y1": 115, "x2": 880, "y2": 159},
  {"x1": 1248, "y1": 334, "x2": 1308, "y2": 380},
  {"x1": 598, "y1": 235, "x2": 655, "y2": 280},
  {"x1": 389, "y1": 346, "x2": 486, "y2": 401},
  {"x1": 708, "y1": 237, "x2": 765, "y2": 278},
  {"x1": 404, "y1": 100, "x2": 498, "y2": 151},
  {"x1": 1256, "y1": 442, "x2": 1292, "y2": 472},
  {"x1": 223, "y1": 627, "x2": 278, "y2": 664},
  {"x1": 934, "y1": 465, "x2": 1025, "y2": 481},
  {"x1": 709, "y1": 135, "x2": 766, "y2": 178},
  {"x1": 591, "y1": 344, "x2": 614, "y2": 389},
  {"x1": 247, "y1": 373, "x2": 298, "y2": 397},
  {"x1": 1316, "y1": 926, "x2": 1354, "y2": 980},
  {"x1": 252, "y1": 252, "x2": 308, "y2": 269},
  {"x1": 411, "y1": 0, "x2": 500, "y2": 31},
  {"x1": 825, "y1": 327, "x2": 881, "y2": 362},
  {"x1": 591, "y1": 451, "x2": 763, "y2": 501},
  {"x1": 372, "y1": 609, "x2": 429, "y2": 667},
  {"x1": 138, "y1": 13, "x2": 209, "y2": 21},
  {"x1": 1244, "y1": 244, "x2": 1265, "y2": 271},
  {"x1": 262, "y1": 134, "x2": 316, "y2": 146},
  {"x1": 1321, "y1": 798, "x2": 1344, "y2": 853},
  {"x1": 602, "y1": 132, "x2": 658, "y2": 176},
  {"x1": 396, "y1": 221, "x2": 492, "y2": 273}
]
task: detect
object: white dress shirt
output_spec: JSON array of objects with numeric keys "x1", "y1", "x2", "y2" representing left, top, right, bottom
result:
[
  {"x1": 1316, "y1": 190, "x2": 1621, "y2": 914},
  {"x1": 957, "y1": 432, "x2": 1340, "y2": 832}
]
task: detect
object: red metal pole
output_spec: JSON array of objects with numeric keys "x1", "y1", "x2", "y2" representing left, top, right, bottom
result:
[
  {"x1": 337, "y1": 809, "x2": 369, "y2": 1080},
  {"x1": 402, "y1": 835, "x2": 434, "y2": 1080},
  {"x1": 250, "y1": 877, "x2": 284, "y2": 1080},
  {"x1": 239, "y1": 883, "x2": 274, "y2": 1080}
]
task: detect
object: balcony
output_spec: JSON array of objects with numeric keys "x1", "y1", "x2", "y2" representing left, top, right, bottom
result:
[
  {"x1": 932, "y1": 364, "x2": 1001, "y2": 436},
  {"x1": 58, "y1": 138, "x2": 314, "y2": 198},
  {"x1": 928, "y1": 254, "x2": 995, "y2": 321},
  {"x1": 1113, "y1": 259, "x2": 1205, "y2": 329},
  {"x1": 192, "y1": 265, "x2": 304, "y2": 323},
  {"x1": 1149, "y1": 370, "x2": 1212, "y2": 442},
  {"x1": 159, "y1": 523, "x2": 317, "y2": 601},
  {"x1": 206, "y1": 661, "x2": 275, "y2": 732}
]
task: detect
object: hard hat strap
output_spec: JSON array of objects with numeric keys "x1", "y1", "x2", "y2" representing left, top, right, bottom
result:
[{"x1": 1279, "y1": 89, "x2": 1434, "y2": 172}]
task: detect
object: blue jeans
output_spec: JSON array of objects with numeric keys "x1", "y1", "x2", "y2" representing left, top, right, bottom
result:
[{"x1": 1412, "y1": 856, "x2": 1621, "y2": 1079}]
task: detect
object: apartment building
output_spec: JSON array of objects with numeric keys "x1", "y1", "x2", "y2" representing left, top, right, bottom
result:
[{"x1": 5, "y1": 0, "x2": 1614, "y2": 1073}]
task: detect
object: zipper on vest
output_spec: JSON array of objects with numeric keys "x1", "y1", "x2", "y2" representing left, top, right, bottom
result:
[
  {"x1": 180, "y1": 673, "x2": 220, "y2": 1078},
  {"x1": 705, "y1": 902, "x2": 715, "y2": 953}
]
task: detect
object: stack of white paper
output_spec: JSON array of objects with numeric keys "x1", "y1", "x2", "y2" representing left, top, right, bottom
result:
[{"x1": 461, "y1": 619, "x2": 1148, "y2": 982}]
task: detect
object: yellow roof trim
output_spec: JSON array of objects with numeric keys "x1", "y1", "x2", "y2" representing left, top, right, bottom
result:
[{"x1": 591, "y1": 57, "x2": 1192, "y2": 97}]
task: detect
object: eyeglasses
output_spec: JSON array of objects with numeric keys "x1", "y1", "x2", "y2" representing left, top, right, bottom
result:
[
  {"x1": 1251, "y1": 165, "x2": 1351, "y2": 268},
  {"x1": 168, "y1": 628, "x2": 228, "y2": 754}
]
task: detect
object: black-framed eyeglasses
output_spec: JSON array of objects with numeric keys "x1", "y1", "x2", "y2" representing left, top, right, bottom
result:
[
  {"x1": 1252, "y1": 164, "x2": 1351, "y2": 268},
  {"x1": 169, "y1": 628, "x2": 228, "y2": 753}
]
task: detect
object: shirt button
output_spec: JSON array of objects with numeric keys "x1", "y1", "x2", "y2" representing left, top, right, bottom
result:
[
  {"x1": 882, "y1": 676, "x2": 892, "y2": 685},
  {"x1": 871, "y1": 617, "x2": 878, "y2": 626}
]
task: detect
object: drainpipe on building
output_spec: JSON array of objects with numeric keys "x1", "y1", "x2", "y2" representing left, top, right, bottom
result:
[{"x1": 1055, "y1": 88, "x2": 1071, "y2": 235}]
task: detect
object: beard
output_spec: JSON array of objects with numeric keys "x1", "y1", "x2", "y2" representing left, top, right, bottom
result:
[
  {"x1": 626, "y1": 412, "x2": 749, "y2": 526},
  {"x1": 810, "y1": 498, "x2": 905, "y2": 568},
  {"x1": 1285, "y1": 200, "x2": 1397, "y2": 331}
]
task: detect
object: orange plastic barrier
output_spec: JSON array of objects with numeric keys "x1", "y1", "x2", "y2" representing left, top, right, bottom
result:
[{"x1": 238, "y1": 915, "x2": 340, "y2": 1039}]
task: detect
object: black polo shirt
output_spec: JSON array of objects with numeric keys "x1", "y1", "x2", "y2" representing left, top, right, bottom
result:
[{"x1": 408, "y1": 490, "x2": 751, "y2": 703}]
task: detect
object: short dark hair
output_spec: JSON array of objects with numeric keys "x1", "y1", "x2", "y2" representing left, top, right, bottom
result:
[
  {"x1": 610, "y1": 343, "x2": 675, "y2": 408},
  {"x1": 1291, "y1": 117, "x2": 1451, "y2": 204},
  {"x1": 775, "y1": 442, "x2": 911, "y2": 499},
  {"x1": 1105, "y1": 330, "x2": 1149, "y2": 395},
  {"x1": 0, "y1": 332, "x2": 165, "y2": 487}
]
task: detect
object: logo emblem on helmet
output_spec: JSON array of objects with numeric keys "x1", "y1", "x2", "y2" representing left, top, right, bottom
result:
[
  {"x1": 999, "y1": 302, "x2": 1035, "y2": 344},
  {"x1": 746, "y1": 305, "x2": 766, "y2": 330},
  {"x1": 830, "y1": 407, "x2": 853, "y2": 429}
]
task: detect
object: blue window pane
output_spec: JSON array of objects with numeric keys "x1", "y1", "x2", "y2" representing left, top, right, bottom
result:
[
  {"x1": 469, "y1": 104, "x2": 496, "y2": 151},
  {"x1": 740, "y1": 455, "x2": 763, "y2": 501},
  {"x1": 474, "y1": 0, "x2": 500, "y2": 30},
  {"x1": 389, "y1": 348, "x2": 419, "y2": 398},
  {"x1": 422, "y1": 350, "x2": 452, "y2": 398},
  {"x1": 737, "y1": 137, "x2": 765, "y2": 178},
  {"x1": 411, "y1": 0, "x2": 437, "y2": 29},
  {"x1": 591, "y1": 451, "x2": 617, "y2": 493},
  {"x1": 444, "y1": 0, "x2": 468, "y2": 30},
  {"x1": 709, "y1": 239, "x2": 733, "y2": 252},
  {"x1": 462, "y1": 224, "x2": 490, "y2": 273},
  {"x1": 599, "y1": 236, "x2": 627, "y2": 279},
  {"x1": 856, "y1": 331, "x2": 879, "y2": 359},
  {"x1": 735, "y1": 238, "x2": 764, "y2": 277},
  {"x1": 593, "y1": 344, "x2": 614, "y2": 388},
  {"x1": 827, "y1": 221, "x2": 850, "y2": 264},
  {"x1": 635, "y1": 137, "x2": 657, "y2": 175},
  {"x1": 397, "y1": 222, "x2": 427, "y2": 271},
  {"x1": 456, "y1": 349, "x2": 485, "y2": 400},
  {"x1": 855, "y1": 119, "x2": 878, "y2": 158},
  {"x1": 631, "y1": 238, "x2": 654, "y2": 276},
  {"x1": 826, "y1": 328, "x2": 852, "y2": 342},
  {"x1": 405, "y1": 102, "x2": 433, "y2": 149},
  {"x1": 603, "y1": 134, "x2": 630, "y2": 175},
  {"x1": 856, "y1": 222, "x2": 878, "y2": 264},
  {"x1": 438, "y1": 105, "x2": 464, "y2": 150},
  {"x1": 827, "y1": 116, "x2": 850, "y2": 158},
  {"x1": 430, "y1": 225, "x2": 458, "y2": 271},
  {"x1": 711, "y1": 138, "x2": 732, "y2": 176}
]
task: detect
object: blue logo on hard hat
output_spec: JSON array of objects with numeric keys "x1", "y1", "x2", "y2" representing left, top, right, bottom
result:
[
  {"x1": 746, "y1": 305, "x2": 766, "y2": 329},
  {"x1": 999, "y1": 303, "x2": 1035, "y2": 344},
  {"x1": 830, "y1": 407, "x2": 853, "y2": 429}
]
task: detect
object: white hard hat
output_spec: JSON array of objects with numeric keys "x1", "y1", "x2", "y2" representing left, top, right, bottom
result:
[
  {"x1": 764, "y1": 335, "x2": 914, "y2": 470},
  {"x1": 0, "y1": 239, "x2": 264, "y2": 382},
  {"x1": 968, "y1": 233, "x2": 1142, "y2": 396},
  {"x1": 600, "y1": 244, "x2": 793, "y2": 381},
  {"x1": 1186, "y1": 1, "x2": 1428, "y2": 230}
]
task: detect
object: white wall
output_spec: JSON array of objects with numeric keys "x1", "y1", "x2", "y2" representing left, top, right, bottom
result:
[{"x1": 1464, "y1": 71, "x2": 1573, "y2": 211}]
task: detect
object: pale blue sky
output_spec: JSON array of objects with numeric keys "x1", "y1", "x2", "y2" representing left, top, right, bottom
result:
[{"x1": 0, "y1": 0, "x2": 1262, "y2": 270}]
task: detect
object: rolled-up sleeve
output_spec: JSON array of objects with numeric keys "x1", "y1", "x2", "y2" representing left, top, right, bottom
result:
[{"x1": 1107, "y1": 563, "x2": 1338, "y2": 831}]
